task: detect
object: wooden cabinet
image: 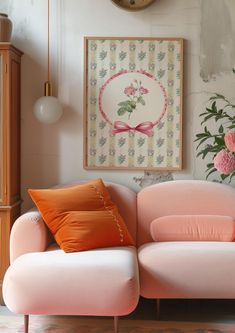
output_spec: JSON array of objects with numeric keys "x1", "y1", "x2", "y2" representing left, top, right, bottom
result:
[{"x1": 0, "y1": 44, "x2": 22, "y2": 303}]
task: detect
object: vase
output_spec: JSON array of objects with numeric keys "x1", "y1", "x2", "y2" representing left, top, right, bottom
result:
[{"x1": 0, "y1": 13, "x2": 12, "y2": 42}]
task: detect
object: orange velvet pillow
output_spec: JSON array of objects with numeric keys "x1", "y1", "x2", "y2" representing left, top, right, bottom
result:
[{"x1": 28, "y1": 178, "x2": 134, "y2": 252}]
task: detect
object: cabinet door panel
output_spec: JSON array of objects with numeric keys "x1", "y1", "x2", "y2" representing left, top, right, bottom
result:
[
  {"x1": 0, "y1": 54, "x2": 5, "y2": 205},
  {"x1": 9, "y1": 57, "x2": 21, "y2": 203}
]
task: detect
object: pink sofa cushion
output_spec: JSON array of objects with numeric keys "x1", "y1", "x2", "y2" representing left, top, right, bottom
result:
[
  {"x1": 138, "y1": 242, "x2": 235, "y2": 298},
  {"x1": 3, "y1": 245, "x2": 139, "y2": 316},
  {"x1": 150, "y1": 215, "x2": 235, "y2": 242}
]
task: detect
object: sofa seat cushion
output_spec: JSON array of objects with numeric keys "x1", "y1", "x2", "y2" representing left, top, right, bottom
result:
[
  {"x1": 3, "y1": 245, "x2": 139, "y2": 316},
  {"x1": 138, "y1": 242, "x2": 235, "y2": 298}
]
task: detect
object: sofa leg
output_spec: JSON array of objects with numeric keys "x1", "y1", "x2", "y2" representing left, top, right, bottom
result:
[
  {"x1": 114, "y1": 316, "x2": 119, "y2": 333},
  {"x1": 156, "y1": 299, "x2": 160, "y2": 320},
  {"x1": 24, "y1": 315, "x2": 29, "y2": 333}
]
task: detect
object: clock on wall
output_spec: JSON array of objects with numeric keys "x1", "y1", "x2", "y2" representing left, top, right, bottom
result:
[{"x1": 111, "y1": 0, "x2": 156, "y2": 11}]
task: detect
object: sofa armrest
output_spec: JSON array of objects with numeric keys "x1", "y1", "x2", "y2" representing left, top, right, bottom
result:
[{"x1": 10, "y1": 210, "x2": 53, "y2": 263}]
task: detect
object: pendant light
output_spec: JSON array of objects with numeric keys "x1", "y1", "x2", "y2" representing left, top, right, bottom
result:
[{"x1": 34, "y1": 0, "x2": 63, "y2": 124}]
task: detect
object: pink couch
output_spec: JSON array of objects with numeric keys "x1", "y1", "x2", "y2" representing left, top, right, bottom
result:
[
  {"x1": 3, "y1": 182, "x2": 139, "y2": 333},
  {"x1": 3, "y1": 180, "x2": 235, "y2": 332},
  {"x1": 137, "y1": 180, "x2": 235, "y2": 300}
]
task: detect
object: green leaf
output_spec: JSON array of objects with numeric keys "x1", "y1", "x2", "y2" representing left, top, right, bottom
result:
[
  {"x1": 129, "y1": 101, "x2": 136, "y2": 109},
  {"x1": 209, "y1": 144, "x2": 223, "y2": 152},
  {"x1": 197, "y1": 142, "x2": 223, "y2": 159},
  {"x1": 205, "y1": 107, "x2": 214, "y2": 113},
  {"x1": 206, "y1": 163, "x2": 215, "y2": 172},
  {"x1": 194, "y1": 136, "x2": 206, "y2": 142},
  {"x1": 204, "y1": 126, "x2": 211, "y2": 135},
  {"x1": 206, "y1": 168, "x2": 217, "y2": 179},
  {"x1": 196, "y1": 137, "x2": 210, "y2": 149},
  {"x1": 196, "y1": 151, "x2": 204, "y2": 158},
  {"x1": 207, "y1": 163, "x2": 214, "y2": 168},
  {"x1": 200, "y1": 114, "x2": 214, "y2": 124},
  {"x1": 195, "y1": 133, "x2": 208, "y2": 140},
  {"x1": 218, "y1": 125, "x2": 224, "y2": 133},
  {"x1": 214, "y1": 136, "x2": 225, "y2": 147},
  {"x1": 199, "y1": 112, "x2": 209, "y2": 117},
  {"x1": 117, "y1": 101, "x2": 134, "y2": 114},
  {"x1": 229, "y1": 171, "x2": 235, "y2": 182},
  {"x1": 118, "y1": 101, "x2": 131, "y2": 107},
  {"x1": 196, "y1": 147, "x2": 211, "y2": 159},
  {"x1": 215, "y1": 116, "x2": 222, "y2": 122},
  {"x1": 221, "y1": 173, "x2": 230, "y2": 180},
  {"x1": 209, "y1": 94, "x2": 225, "y2": 101},
  {"x1": 118, "y1": 100, "x2": 136, "y2": 110},
  {"x1": 211, "y1": 101, "x2": 217, "y2": 112},
  {"x1": 117, "y1": 107, "x2": 127, "y2": 116},
  {"x1": 118, "y1": 101, "x2": 126, "y2": 106}
]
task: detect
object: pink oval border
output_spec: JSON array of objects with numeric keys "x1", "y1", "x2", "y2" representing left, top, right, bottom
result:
[{"x1": 98, "y1": 70, "x2": 168, "y2": 130}]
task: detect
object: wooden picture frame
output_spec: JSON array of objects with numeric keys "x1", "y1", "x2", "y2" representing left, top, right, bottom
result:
[{"x1": 84, "y1": 37, "x2": 183, "y2": 170}]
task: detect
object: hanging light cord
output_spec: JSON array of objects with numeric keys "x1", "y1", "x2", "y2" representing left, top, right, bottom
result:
[
  {"x1": 34, "y1": 0, "x2": 63, "y2": 123},
  {"x1": 44, "y1": 0, "x2": 52, "y2": 96},
  {"x1": 47, "y1": 0, "x2": 51, "y2": 83}
]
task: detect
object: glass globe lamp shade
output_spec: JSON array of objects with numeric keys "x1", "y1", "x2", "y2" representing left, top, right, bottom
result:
[{"x1": 34, "y1": 95, "x2": 63, "y2": 124}]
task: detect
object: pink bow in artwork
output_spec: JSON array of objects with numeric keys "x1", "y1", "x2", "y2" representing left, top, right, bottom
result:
[{"x1": 112, "y1": 121, "x2": 154, "y2": 137}]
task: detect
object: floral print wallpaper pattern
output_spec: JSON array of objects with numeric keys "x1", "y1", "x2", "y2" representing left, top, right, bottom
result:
[{"x1": 85, "y1": 38, "x2": 183, "y2": 169}]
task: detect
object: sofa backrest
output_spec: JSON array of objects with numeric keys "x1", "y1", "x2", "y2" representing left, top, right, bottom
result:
[{"x1": 137, "y1": 180, "x2": 235, "y2": 246}]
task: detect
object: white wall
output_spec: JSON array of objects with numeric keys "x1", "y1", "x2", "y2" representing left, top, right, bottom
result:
[{"x1": 1, "y1": 0, "x2": 235, "y2": 210}]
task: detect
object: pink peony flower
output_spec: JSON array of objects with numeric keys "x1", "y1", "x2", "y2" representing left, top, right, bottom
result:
[
  {"x1": 124, "y1": 84, "x2": 136, "y2": 96},
  {"x1": 213, "y1": 149, "x2": 235, "y2": 175},
  {"x1": 139, "y1": 86, "x2": 149, "y2": 95},
  {"x1": 224, "y1": 131, "x2": 235, "y2": 152}
]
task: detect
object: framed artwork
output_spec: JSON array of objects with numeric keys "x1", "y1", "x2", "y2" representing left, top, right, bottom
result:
[{"x1": 84, "y1": 37, "x2": 183, "y2": 170}]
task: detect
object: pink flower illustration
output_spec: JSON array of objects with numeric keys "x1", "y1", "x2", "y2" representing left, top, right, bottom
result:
[
  {"x1": 213, "y1": 149, "x2": 235, "y2": 175},
  {"x1": 118, "y1": 80, "x2": 149, "y2": 119},
  {"x1": 124, "y1": 84, "x2": 137, "y2": 96},
  {"x1": 224, "y1": 131, "x2": 235, "y2": 152},
  {"x1": 139, "y1": 86, "x2": 149, "y2": 95}
]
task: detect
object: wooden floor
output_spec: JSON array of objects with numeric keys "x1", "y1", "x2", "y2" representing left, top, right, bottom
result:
[{"x1": 1, "y1": 298, "x2": 235, "y2": 323}]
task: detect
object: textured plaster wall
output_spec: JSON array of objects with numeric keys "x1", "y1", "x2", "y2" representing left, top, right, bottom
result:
[
  {"x1": 0, "y1": 0, "x2": 235, "y2": 210},
  {"x1": 200, "y1": 0, "x2": 235, "y2": 81}
]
